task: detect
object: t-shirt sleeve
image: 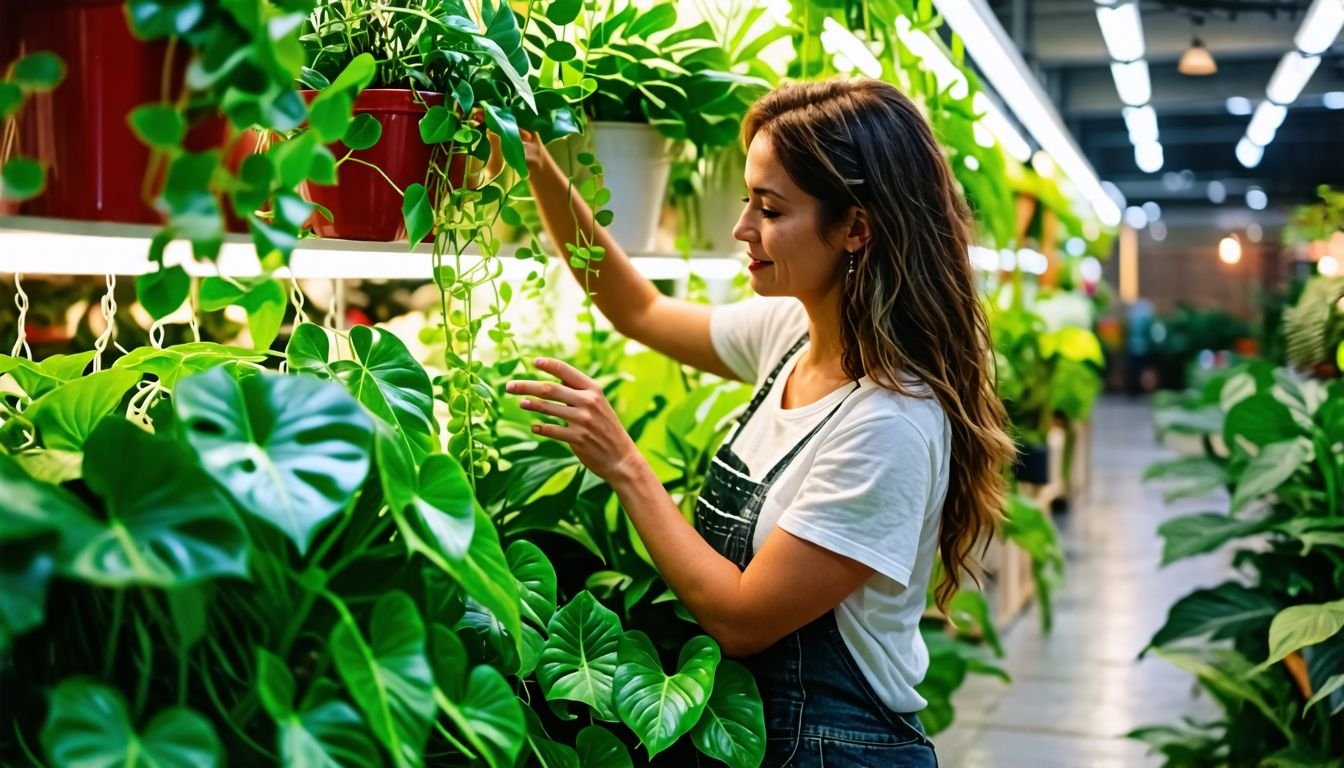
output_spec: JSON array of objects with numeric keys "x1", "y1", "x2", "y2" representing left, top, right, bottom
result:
[
  {"x1": 776, "y1": 413, "x2": 938, "y2": 586},
  {"x1": 710, "y1": 297, "x2": 806, "y2": 383}
]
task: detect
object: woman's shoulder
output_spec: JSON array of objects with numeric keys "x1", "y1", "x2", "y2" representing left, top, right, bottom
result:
[{"x1": 845, "y1": 381, "x2": 950, "y2": 451}]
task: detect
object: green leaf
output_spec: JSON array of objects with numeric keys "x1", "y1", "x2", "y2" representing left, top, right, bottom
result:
[
  {"x1": 0, "y1": 538, "x2": 55, "y2": 654},
  {"x1": 343, "y1": 113, "x2": 383, "y2": 150},
  {"x1": 627, "y1": 4, "x2": 678, "y2": 38},
  {"x1": 545, "y1": 41, "x2": 577, "y2": 62},
  {"x1": 74, "y1": 418, "x2": 246, "y2": 586},
  {"x1": 482, "y1": 103, "x2": 526, "y2": 177},
  {"x1": 326, "y1": 52, "x2": 377, "y2": 95},
  {"x1": 10, "y1": 449, "x2": 83, "y2": 485},
  {"x1": 419, "y1": 105, "x2": 458, "y2": 144},
  {"x1": 538, "y1": 591, "x2": 623, "y2": 721},
  {"x1": 508, "y1": 540, "x2": 558, "y2": 628},
  {"x1": 520, "y1": 707, "x2": 579, "y2": 768},
  {"x1": 42, "y1": 679, "x2": 221, "y2": 768},
  {"x1": 287, "y1": 323, "x2": 338, "y2": 379},
  {"x1": 1230, "y1": 439, "x2": 1311, "y2": 512},
  {"x1": 448, "y1": 666, "x2": 526, "y2": 768},
  {"x1": 614, "y1": 632, "x2": 719, "y2": 758},
  {"x1": 575, "y1": 726, "x2": 632, "y2": 768},
  {"x1": 271, "y1": 131, "x2": 319, "y2": 188},
  {"x1": 258, "y1": 649, "x2": 298, "y2": 722},
  {"x1": 402, "y1": 183, "x2": 433, "y2": 246},
  {"x1": 251, "y1": 217, "x2": 300, "y2": 272},
  {"x1": 545, "y1": 0, "x2": 582, "y2": 25},
  {"x1": 113, "y1": 342, "x2": 267, "y2": 388},
  {"x1": 260, "y1": 654, "x2": 382, "y2": 767},
  {"x1": 175, "y1": 367, "x2": 373, "y2": 555},
  {"x1": 13, "y1": 51, "x2": 66, "y2": 90},
  {"x1": 332, "y1": 325, "x2": 437, "y2": 457},
  {"x1": 331, "y1": 591, "x2": 435, "y2": 768},
  {"x1": 127, "y1": 0, "x2": 206, "y2": 37},
  {"x1": 1224, "y1": 394, "x2": 1301, "y2": 448},
  {"x1": 128, "y1": 104, "x2": 187, "y2": 149},
  {"x1": 27, "y1": 369, "x2": 141, "y2": 451},
  {"x1": 2, "y1": 156, "x2": 45, "y2": 201},
  {"x1": 136, "y1": 265, "x2": 191, "y2": 320},
  {"x1": 238, "y1": 277, "x2": 287, "y2": 349},
  {"x1": 689, "y1": 660, "x2": 765, "y2": 768},
  {"x1": 1156, "y1": 512, "x2": 1272, "y2": 565},
  {"x1": 1258, "y1": 598, "x2": 1344, "y2": 670},
  {"x1": 1153, "y1": 647, "x2": 1292, "y2": 739},
  {"x1": 947, "y1": 589, "x2": 1002, "y2": 656},
  {"x1": 378, "y1": 431, "x2": 475, "y2": 562},
  {"x1": 1146, "y1": 582, "x2": 1281, "y2": 650},
  {"x1": 0, "y1": 82, "x2": 22, "y2": 120},
  {"x1": 1305, "y1": 673, "x2": 1344, "y2": 715},
  {"x1": 0, "y1": 352, "x2": 93, "y2": 398},
  {"x1": 233, "y1": 152, "x2": 273, "y2": 217},
  {"x1": 309, "y1": 89, "x2": 354, "y2": 143}
]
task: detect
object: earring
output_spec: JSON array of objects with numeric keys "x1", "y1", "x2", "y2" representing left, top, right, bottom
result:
[{"x1": 847, "y1": 251, "x2": 857, "y2": 276}]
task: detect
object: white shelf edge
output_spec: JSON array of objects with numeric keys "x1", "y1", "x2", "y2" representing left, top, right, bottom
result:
[{"x1": 0, "y1": 216, "x2": 747, "y2": 282}]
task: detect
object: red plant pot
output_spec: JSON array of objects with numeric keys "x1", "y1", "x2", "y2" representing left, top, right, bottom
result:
[{"x1": 300, "y1": 89, "x2": 452, "y2": 242}]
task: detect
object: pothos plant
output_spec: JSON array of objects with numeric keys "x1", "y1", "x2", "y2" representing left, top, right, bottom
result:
[
  {"x1": 1, "y1": 50, "x2": 66, "y2": 203},
  {"x1": 0, "y1": 323, "x2": 769, "y2": 767},
  {"x1": 1135, "y1": 360, "x2": 1344, "y2": 766}
]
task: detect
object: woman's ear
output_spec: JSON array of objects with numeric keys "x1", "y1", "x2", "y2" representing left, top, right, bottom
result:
[{"x1": 842, "y1": 207, "x2": 873, "y2": 253}]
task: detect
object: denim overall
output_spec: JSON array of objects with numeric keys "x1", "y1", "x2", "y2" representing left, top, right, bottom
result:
[{"x1": 694, "y1": 336, "x2": 938, "y2": 768}]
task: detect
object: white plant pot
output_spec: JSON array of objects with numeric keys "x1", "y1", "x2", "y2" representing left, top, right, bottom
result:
[
  {"x1": 695, "y1": 145, "x2": 747, "y2": 253},
  {"x1": 589, "y1": 122, "x2": 673, "y2": 253}
]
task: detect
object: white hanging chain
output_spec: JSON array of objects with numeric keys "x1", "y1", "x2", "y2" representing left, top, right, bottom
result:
[
  {"x1": 91, "y1": 274, "x2": 118, "y2": 372},
  {"x1": 324, "y1": 278, "x2": 344, "y2": 331},
  {"x1": 289, "y1": 277, "x2": 309, "y2": 327},
  {"x1": 149, "y1": 318, "x2": 167, "y2": 349},
  {"x1": 11, "y1": 272, "x2": 32, "y2": 359},
  {"x1": 188, "y1": 278, "x2": 201, "y2": 343}
]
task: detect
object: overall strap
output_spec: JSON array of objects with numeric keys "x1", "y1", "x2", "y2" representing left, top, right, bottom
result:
[
  {"x1": 723, "y1": 335, "x2": 810, "y2": 451},
  {"x1": 761, "y1": 380, "x2": 861, "y2": 484}
]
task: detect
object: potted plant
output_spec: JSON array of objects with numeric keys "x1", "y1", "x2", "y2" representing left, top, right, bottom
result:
[{"x1": 1, "y1": 50, "x2": 65, "y2": 212}]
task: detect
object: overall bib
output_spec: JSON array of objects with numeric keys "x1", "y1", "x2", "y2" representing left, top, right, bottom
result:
[{"x1": 694, "y1": 336, "x2": 938, "y2": 768}]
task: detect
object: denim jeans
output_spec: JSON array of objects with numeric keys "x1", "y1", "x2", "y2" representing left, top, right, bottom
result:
[{"x1": 744, "y1": 612, "x2": 938, "y2": 768}]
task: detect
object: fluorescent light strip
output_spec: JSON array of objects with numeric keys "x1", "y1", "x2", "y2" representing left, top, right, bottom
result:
[
  {"x1": 1246, "y1": 101, "x2": 1287, "y2": 145},
  {"x1": 1265, "y1": 51, "x2": 1322, "y2": 105},
  {"x1": 1122, "y1": 105, "x2": 1158, "y2": 143},
  {"x1": 1095, "y1": 2, "x2": 1145, "y2": 62},
  {"x1": 935, "y1": 0, "x2": 1123, "y2": 226},
  {"x1": 1295, "y1": 0, "x2": 1344, "y2": 55},
  {"x1": 1110, "y1": 60, "x2": 1152, "y2": 107},
  {"x1": 0, "y1": 217, "x2": 746, "y2": 282}
]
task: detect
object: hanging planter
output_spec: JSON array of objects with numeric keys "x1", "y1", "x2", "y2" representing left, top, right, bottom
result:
[
  {"x1": 590, "y1": 121, "x2": 673, "y2": 253},
  {"x1": 9, "y1": 0, "x2": 194, "y2": 223},
  {"x1": 299, "y1": 89, "x2": 456, "y2": 242}
]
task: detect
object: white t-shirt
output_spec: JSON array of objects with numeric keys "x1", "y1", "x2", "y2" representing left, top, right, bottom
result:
[{"x1": 709, "y1": 297, "x2": 951, "y2": 713}]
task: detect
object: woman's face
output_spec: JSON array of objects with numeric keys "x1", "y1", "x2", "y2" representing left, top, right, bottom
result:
[{"x1": 733, "y1": 133, "x2": 850, "y2": 302}]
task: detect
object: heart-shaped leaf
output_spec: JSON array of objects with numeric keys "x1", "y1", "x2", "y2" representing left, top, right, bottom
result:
[
  {"x1": 1259, "y1": 598, "x2": 1344, "y2": 671},
  {"x1": 0, "y1": 540, "x2": 55, "y2": 654},
  {"x1": 258, "y1": 651, "x2": 382, "y2": 767},
  {"x1": 286, "y1": 323, "x2": 339, "y2": 379},
  {"x1": 538, "y1": 591, "x2": 623, "y2": 722},
  {"x1": 41, "y1": 679, "x2": 221, "y2": 767},
  {"x1": 1, "y1": 351, "x2": 95, "y2": 398},
  {"x1": 25, "y1": 369, "x2": 141, "y2": 451},
  {"x1": 113, "y1": 342, "x2": 267, "y2": 388},
  {"x1": 135, "y1": 265, "x2": 191, "y2": 320},
  {"x1": 309, "y1": 89, "x2": 354, "y2": 143},
  {"x1": 508, "y1": 540, "x2": 558, "y2": 628},
  {"x1": 614, "y1": 632, "x2": 719, "y2": 758},
  {"x1": 576, "y1": 725, "x2": 633, "y2": 768},
  {"x1": 75, "y1": 417, "x2": 246, "y2": 586},
  {"x1": 12, "y1": 51, "x2": 66, "y2": 90},
  {"x1": 402, "y1": 183, "x2": 433, "y2": 244},
  {"x1": 343, "y1": 113, "x2": 383, "y2": 150},
  {"x1": 375, "y1": 425, "x2": 476, "y2": 563},
  {"x1": 445, "y1": 666, "x2": 525, "y2": 768},
  {"x1": 175, "y1": 367, "x2": 372, "y2": 555},
  {"x1": 689, "y1": 660, "x2": 764, "y2": 768},
  {"x1": 331, "y1": 591, "x2": 435, "y2": 768},
  {"x1": 419, "y1": 105, "x2": 458, "y2": 144},
  {"x1": 1, "y1": 156, "x2": 44, "y2": 201},
  {"x1": 128, "y1": 104, "x2": 187, "y2": 149},
  {"x1": 333, "y1": 325, "x2": 437, "y2": 459}
]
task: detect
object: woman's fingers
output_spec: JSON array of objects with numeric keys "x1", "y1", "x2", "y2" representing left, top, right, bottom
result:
[
  {"x1": 518, "y1": 396, "x2": 581, "y2": 422},
  {"x1": 533, "y1": 357, "x2": 595, "y2": 391},
  {"x1": 505, "y1": 378, "x2": 582, "y2": 406}
]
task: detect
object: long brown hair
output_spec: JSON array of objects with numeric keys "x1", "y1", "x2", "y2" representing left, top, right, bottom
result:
[{"x1": 743, "y1": 79, "x2": 1015, "y2": 613}]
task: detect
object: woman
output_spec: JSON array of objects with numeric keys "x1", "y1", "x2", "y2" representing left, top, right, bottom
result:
[{"x1": 504, "y1": 78, "x2": 1014, "y2": 766}]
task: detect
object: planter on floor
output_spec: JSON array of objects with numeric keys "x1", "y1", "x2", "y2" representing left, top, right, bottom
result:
[{"x1": 1014, "y1": 441, "x2": 1050, "y2": 485}]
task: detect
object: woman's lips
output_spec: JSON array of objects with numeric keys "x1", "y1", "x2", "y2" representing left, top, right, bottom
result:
[{"x1": 748, "y1": 258, "x2": 774, "y2": 272}]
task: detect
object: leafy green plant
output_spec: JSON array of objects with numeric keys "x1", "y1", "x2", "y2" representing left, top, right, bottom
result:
[
  {"x1": 1, "y1": 50, "x2": 67, "y2": 202},
  {"x1": 1134, "y1": 361, "x2": 1344, "y2": 765}
]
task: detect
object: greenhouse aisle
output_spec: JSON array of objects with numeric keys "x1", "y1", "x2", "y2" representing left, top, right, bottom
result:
[{"x1": 936, "y1": 397, "x2": 1230, "y2": 767}]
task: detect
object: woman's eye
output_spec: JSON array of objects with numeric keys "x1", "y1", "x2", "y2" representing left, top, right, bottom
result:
[{"x1": 741, "y1": 198, "x2": 780, "y2": 219}]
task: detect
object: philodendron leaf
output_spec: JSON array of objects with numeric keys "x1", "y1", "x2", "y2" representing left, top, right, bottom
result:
[
  {"x1": 690, "y1": 660, "x2": 765, "y2": 768},
  {"x1": 175, "y1": 367, "x2": 372, "y2": 555},
  {"x1": 1257, "y1": 598, "x2": 1344, "y2": 671},
  {"x1": 331, "y1": 591, "x2": 436, "y2": 768},
  {"x1": 376, "y1": 426, "x2": 474, "y2": 561},
  {"x1": 135, "y1": 264, "x2": 191, "y2": 320},
  {"x1": 76, "y1": 417, "x2": 247, "y2": 587},
  {"x1": 1153, "y1": 647, "x2": 1293, "y2": 739},
  {"x1": 332, "y1": 325, "x2": 437, "y2": 458},
  {"x1": 286, "y1": 323, "x2": 338, "y2": 379},
  {"x1": 508, "y1": 540, "x2": 558, "y2": 628},
  {"x1": 41, "y1": 679, "x2": 221, "y2": 767},
  {"x1": 113, "y1": 342, "x2": 267, "y2": 388},
  {"x1": 1155, "y1": 512, "x2": 1273, "y2": 565},
  {"x1": 1144, "y1": 582, "x2": 1281, "y2": 653},
  {"x1": 614, "y1": 632, "x2": 720, "y2": 758},
  {"x1": 538, "y1": 591, "x2": 623, "y2": 722},
  {"x1": 128, "y1": 104, "x2": 187, "y2": 149},
  {"x1": 402, "y1": 183, "x2": 433, "y2": 244},
  {"x1": 343, "y1": 113, "x2": 382, "y2": 150},
  {"x1": 434, "y1": 665, "x2": 525, "y2": 768},
  {"x1": 1, "y1": 156, "x2": 44, "y2": 201},
  {"x1": 258, "y1": 651, "x2": 382, "y2": 768},
  {"x1": 0, "y1": 539, "x2": 55, "y2": 654},
  {"x1": 0, "y1": 351, "x2": 95, "y2": 397},
  {"x1": 1305, "y1": 674, "x2": 1344, "y2": 716},
  {"x1": 1230, "y1": 438, "x2": 1311, "y2": 512},
  {"x1": 25, "y1": 368, "x2": 141, "y2": 451},
  {"x1": 12, "y1": 51, "x2": 65, "y2": 90},
  {"x1": 576, "y1": 725, "x2": 633, "y2": 768}
]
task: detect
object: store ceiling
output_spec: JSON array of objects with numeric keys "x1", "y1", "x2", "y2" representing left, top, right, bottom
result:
[{"x1": 988, "y1": 0, "x2": 1343, "y2": 220}]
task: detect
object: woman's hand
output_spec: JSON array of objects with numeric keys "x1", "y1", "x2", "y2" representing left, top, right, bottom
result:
[
  {"x1": 506, "y1": 358, "x2": 644, "y2": 483},
  {"x1": 484, "y1": 128, "x2": 549, "y2": 180}
]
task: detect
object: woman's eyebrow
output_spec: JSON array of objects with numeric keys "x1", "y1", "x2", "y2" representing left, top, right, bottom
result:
[{"x1": 746, "y1": 185, "x2": 787, "y2": 202}]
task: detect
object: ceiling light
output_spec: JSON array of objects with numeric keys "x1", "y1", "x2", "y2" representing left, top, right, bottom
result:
[
  {"x1": 1226, "y1": 96, "x2": 1253, "y2": 115},
  {"x1": 1246, "y1": 186, "x2": 1268, "y2": 210},
  {"x1": 1135, "y1": 141, "x2": 1164, "y2": 173},
  {"x1": 1080, "y1": 256, "x2": 1102, "y2": 281},
  {"x1": 1325, "y1": 91, "x2": 1344, "y2": 109},
  {"x1": 1236, "y1": 137, "x2": 1264, "y2": 168},
  {"x1": 1149, "y1": 220, "x2": 1168, "y2": 241},
  {"x1": 1246, "y1": 101, "x2": 1288, "y2": 145},
  {"x1": 1266, "y1": 51, "x2": 1322, "y2": 105},
  {"x1": 1122, "y1": 105, "x2": 1159, "y2": 143},
  {"x1": 1031, "y1": 150, "x2": 1057, "y2": 177},
  {"x1": 972, "y1": 94, "x2": 1034, "y2": 162},
  {"x1": 936, "y1": 0, "x2": 1123, "y2": 226},
  {"x1": 1111, "y1": 60, "x2": 1152, "y2": 106},
  {"x1": 1178, "y1": 37, "x2": 1217, "y2": 76},
  {"x1": 1219, "y1": 235, "x2": 1242, "y2": 264},
  {"x1": 1095, "y1": 2, "x2": 1145, "y2": 62},
  {"x1": 1142, "y1": 201, "x2": 1162, "y2": 221},
  {"x1": 1246, "y1": 222, "x2": 1263, "y2": 242},
  {"x1": 1124, "y1": 205, "x2": 1149, "y2": 229},
  {"x1": 1066, "y1": 237, "x2": 1087, "y2": 256},
  {"x1": 1207, "y1": 180, "x2": 1227, "y2": 203},
  {"x1": 1295, "y1": 0, "x2": 1344, "y2": 55}
]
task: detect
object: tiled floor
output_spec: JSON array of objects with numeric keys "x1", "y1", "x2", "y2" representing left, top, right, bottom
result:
[{"x1": 935, "y1": 397, "x2": 1232, "y2": 767}]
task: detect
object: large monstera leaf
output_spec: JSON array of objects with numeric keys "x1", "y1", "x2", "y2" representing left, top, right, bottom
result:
[
  {"x1": 175, "y1": 367, "x2": 373, "y2": 555},
  {"x1": 614, "y1": 632, "x2": 720, "y2": 759},
  {"x1": 41, "y1": 678, "x2": 222, "y2": 768},
  {"x1": 73, "y1": 417, "x2": 247, "y2": 587},
  {"x1": 288, "y1": 323, "x2": 437, "y2": 459},
  {"x1": 330, "y1": 592, "x2": 436, "y2": 768},
  {"x1": 537, "y1": 591, "x2": 623, "y2": 721},
  {"x1": 690, "y1": 660, "x2": 766, "y2": 768}
]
